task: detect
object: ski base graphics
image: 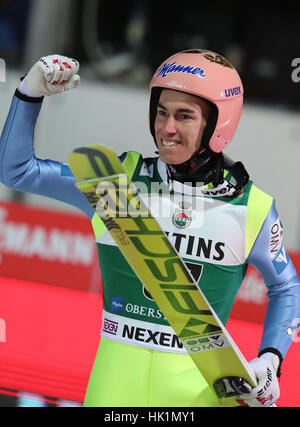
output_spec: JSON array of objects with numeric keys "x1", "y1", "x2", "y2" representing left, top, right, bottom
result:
[{"x1": 68, "y1": 145, "x2": 257, "y2": 406}]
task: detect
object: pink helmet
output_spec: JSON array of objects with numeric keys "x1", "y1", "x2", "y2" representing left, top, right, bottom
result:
[{"x1": 149, "y1": 49, "x2": 243, "y2": 153}]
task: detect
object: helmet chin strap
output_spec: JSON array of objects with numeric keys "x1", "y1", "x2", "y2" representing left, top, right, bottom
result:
[
  {"x1": 154, "y1": 148, "x2": 249, "y2": 196},
  {"x1": 167, "y1": 149, "x2": 224, "y2": 187}
]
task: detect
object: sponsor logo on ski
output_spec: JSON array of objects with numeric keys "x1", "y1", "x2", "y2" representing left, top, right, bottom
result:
[{"x1": 183, "y1": 333, "x2": 229, "y2": 353}]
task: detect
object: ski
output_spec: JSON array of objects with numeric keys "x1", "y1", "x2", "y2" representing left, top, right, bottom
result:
[{"x1": 68, "y1": 144, "x2": 257, "y2": 406}]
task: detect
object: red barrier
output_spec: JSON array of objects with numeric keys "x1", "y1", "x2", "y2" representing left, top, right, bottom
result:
[
  {"x1": 0, "y1": 201, "x2": 101, "y2": 293},
  {"x1": 0, "y1": 275, "x2": 298, "y2": 406},
  {"x1": 0, "y1": 275, "x2": 101, "y2": 403},
  {"x1": 0, "y1": 201, "x2": 103, "y2": 403},
  {"x1": 0, "y1": 201, "x2": 299, "y2": 405}
]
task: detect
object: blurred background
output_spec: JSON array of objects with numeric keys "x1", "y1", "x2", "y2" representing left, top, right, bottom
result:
[
  {"x1": 0, "y1": 0, "x2": 299, "y2": 407},
  {"x1": 0, "y1": 0, "x2": 299, "y2": 246}
]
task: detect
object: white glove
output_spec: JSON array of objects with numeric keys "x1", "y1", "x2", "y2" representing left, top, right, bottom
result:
[
  {"x1": 18, "y1": 54, "x2": 80, "y2": 97},
  {"x1": 236, "y1": 352, "x2": 280, "y2": 407}
]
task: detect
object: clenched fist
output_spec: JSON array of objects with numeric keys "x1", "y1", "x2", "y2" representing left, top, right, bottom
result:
[{"x1": 19, "y1": 54, "x2": 80, "y2": 97}]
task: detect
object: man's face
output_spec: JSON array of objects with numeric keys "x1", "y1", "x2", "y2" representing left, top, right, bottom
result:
[{"x1": 154, "y1": 89, "x2": 211, "y2": 165}]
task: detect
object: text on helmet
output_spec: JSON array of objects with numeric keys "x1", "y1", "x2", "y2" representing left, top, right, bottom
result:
[
  {"x1": 156, "y1": 61, "x2": 206, "y2": 79},
  {"x1": 224, "y1": 86, "x2": 241, "y2": 97}
]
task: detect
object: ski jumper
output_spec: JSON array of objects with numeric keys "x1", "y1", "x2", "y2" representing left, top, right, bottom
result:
[{"x1": 1, "y1": 94, "x2": 300, "y2": 406}]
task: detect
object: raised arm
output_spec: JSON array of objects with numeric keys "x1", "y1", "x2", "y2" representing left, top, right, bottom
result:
[{"x1": 0, "y1": 55, "x2": 94, "y2": 218}]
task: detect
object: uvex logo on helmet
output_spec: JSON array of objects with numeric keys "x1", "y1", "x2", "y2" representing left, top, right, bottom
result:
[
  {"x1": 224, "y1": 86, "x2": 242, "y2": 98},
  {"x1": 156, "y1": 61, "x2": 206, "y2": 79}
]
